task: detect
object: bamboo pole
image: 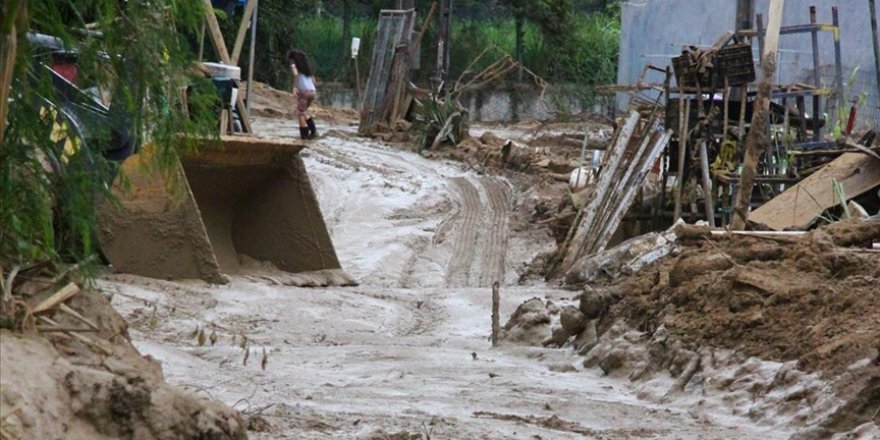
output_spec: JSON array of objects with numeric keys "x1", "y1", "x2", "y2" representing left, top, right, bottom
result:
[
  {"x1": 0, "y1": 0, "x2": 26, "y2": 148},
  {"x1": 731, "y1": 0, "x2": 785, "y2": 230}
]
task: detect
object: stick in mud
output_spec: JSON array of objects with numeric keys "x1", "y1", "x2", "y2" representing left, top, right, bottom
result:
[{"x1": 491, "y1": 281, "x2": 500, "y2": 347}]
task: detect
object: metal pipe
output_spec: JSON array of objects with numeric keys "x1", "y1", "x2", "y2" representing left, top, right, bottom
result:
[
  {"x1": 832, "y1": 7, "x2": 845, "y2": 125},
  {"x1": 810, "y1": 6, "x2": 822, "y2": 141},
  {"x1": 245, "y1": 0, "x2": 258, "y2": 116},
  {"x1": 870, "y1": 0, "x2": 880, "y2": 103}
]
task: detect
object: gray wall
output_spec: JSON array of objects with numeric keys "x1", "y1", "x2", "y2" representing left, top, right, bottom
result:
[{"x1": 618, "y1": 0, "x2": 880, "y2": 128}]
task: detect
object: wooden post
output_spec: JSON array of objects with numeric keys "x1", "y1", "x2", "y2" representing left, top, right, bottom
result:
[
  {"x1": 674, "y1": 97, "x2": 690, "y2": 220},
  {"x1": 699, "y1": 141, "x2": 716, "y2": 227},
  {"x1": 731, "y1": 0, "x2": 785, "y2": 230},
  {"x1": 810, "y1": 6, "x2": 822, "y2": 141},
  {"x1": 832, "y1": 7, "x2": 845, "y2": 126},
  {"x1": 491, "y1": 281, "x2": 500, "y2": 347},
  {"x1": 434, "y1": 0, "x2": 453, "y2": 95},
  {"x1": 871, "y1": 0, "x2": 880, "y2": 102}
]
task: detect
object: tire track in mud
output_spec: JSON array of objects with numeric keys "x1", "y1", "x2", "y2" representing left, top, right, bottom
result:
[
  {"x1": 445, "y1": 178, "x2": 482, "y2": 288},
  {"x1": 477, "y1": 177, "x2": 511, "y2": 287},
  {"x1": 444, "y1": 177, "x2": 511, "y2": 288}
]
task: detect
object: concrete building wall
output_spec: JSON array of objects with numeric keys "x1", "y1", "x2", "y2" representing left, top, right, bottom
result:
[{"x1": 617, "y1": 0, "x2": 880, "y2": 128}]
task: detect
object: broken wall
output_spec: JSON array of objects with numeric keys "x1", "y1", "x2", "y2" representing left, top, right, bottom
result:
[{"x1": 618, "y1": 0, "x2": 880, "y2": 128}]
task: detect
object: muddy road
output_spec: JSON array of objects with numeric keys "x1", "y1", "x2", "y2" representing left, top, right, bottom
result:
[{"x1": 100, "y1": 120, "x2": 794, "y2": 439}]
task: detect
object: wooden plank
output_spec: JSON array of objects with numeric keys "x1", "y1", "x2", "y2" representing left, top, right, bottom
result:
[
  {"x1": 32, "y1": 283, "x2": 80, "y2": 315},
  {"x1": 750, "y1": 153, "x2": 880, "y2": 230},
  {"x1": 584, "y1": 117, "x2": 658, "y2": 254},
  {"x1": 558, "y1": 111, "x2": 641, "y2": 274},
  {"x1": 358, "y1": 10, "x2": 415, "y2": 135},
  {"x1": 593, "y1": 131, "x2": 672, "y2": 255},
  {"x1": 731, "y1": 0, "x2": 784, "y2": 229},
  {"x1": 230, "y1": 0, "x2": 257, "y2": 65}
]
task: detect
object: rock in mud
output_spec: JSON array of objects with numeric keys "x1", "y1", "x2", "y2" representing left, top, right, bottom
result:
[
  {"x1": 579, "y1": 287, "x2": 618, "y2": 319},
  {"x1": 499, "y1": 298, "x2": 552, "y2": 347},
  {"x1": 560, "y1": 306, "x2": 587, "y2": 335}
]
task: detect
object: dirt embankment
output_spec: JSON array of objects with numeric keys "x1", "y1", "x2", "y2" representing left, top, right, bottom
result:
[
  {"x1": 603, "y1": 219, "x2": 880, "y2": 376},
  {"x1": 242, "y1": 81, "x2": 358, "y2": 123},
  {"x1": 500, "y1": 219, "x2": 880, "y2": 438},
  {"x1": 0, "y1": 288, "x2": 247, "y2": 440}
]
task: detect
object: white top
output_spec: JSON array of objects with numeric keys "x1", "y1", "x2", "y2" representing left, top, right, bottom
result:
[{"x1": 291, "y1": 64, "x2": 316, "y2": 93}]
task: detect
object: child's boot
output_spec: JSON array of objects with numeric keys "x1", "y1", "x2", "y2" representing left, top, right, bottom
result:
[
  {"x1": 299, "y1": 127, "x2": 310, "y2": 140},
  {"x1": 307, "y1": 117, "x2": 318, "y2": 139}
]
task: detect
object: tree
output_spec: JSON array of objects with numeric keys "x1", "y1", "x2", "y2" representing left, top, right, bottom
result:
[{"x1": 1, "y1": 0, "x2": 218, "y2": 267}]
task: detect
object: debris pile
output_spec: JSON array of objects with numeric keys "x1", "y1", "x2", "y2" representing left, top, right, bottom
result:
[
  {"x1": 0, "y1": 269, "x2": 247, "y2": 440},
  {"x1": 502, "y1": 218, "x2": 879, "y2": 438}
]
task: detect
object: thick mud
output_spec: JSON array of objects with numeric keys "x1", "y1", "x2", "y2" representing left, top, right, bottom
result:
[{"x1": 94, "y1": 118, "x2": 810, "y2": 439}]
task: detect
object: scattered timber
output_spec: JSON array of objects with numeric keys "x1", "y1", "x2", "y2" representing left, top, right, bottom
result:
[
  {"x1": 359, "y1": 9, "x2": 417, "y2": 136},
  {"x1": 557, "y1": 109, "x2": 672, "y2": 277}
]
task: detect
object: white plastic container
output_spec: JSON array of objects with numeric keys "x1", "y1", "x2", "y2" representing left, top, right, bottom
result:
[{"x1": 201, "y1": 62, "x2": 241, "y2": 80}]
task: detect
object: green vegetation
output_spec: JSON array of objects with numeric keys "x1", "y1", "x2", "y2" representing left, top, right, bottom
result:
[
  {"x1": 222, "y1": 0, "x2": 621, "y2": 91},
  {"x1": 1, "y1": 0, "x2": 218, "y2": 268}
]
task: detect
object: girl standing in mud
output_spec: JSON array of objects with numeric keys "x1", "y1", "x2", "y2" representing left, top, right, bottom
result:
[{"x1": 289, "y1": 49, "x2": 318, "y2": 139}]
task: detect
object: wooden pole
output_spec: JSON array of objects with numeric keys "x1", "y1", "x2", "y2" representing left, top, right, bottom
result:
[
  {"x1": 699, "y1": 141, "x2": 715, "y2": 227},
  {"x1": 674, "y1": 97, "x2": 690, "y2": 220},
  {"x1": 231, "y1": 0, "x2": 258, "y2": 66},
  {"x1": 491, "y1": 281, "x2": 500, "y2": 347},
  {"x1": 0, "y1": 0, "x2": 26, "y2": 148},
  {"x1": 869, "y1": 0, "x2": 880, "y2": 102},
  {"x1": 809, "y1": 6, "x2": 822, "y2": 141},
  {"x1": 832, "y1": 7, "x2": 845, "y2": 125},
  {"x1": 731, "y1": 0, "x2": 785, "y2": 230},
  {"x1": 245, "y1": 0, "x2": 258, "y2": 115}
]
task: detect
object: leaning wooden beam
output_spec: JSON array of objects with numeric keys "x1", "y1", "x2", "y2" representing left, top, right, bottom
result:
[
  {"x1": 731, "y1": 0, "x2": 785, "y2": 230},
  {"x1": 591, "y1": 130, "x2": 673, "y2": 256},
  {"x1": 230, "y1": 0, "x2": 257, "y2": 65},
  {"x1": 201, "y1": 0, "x2": 230, "y2": 62}
]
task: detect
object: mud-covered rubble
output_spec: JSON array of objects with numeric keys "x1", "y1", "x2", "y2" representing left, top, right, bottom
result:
[
  {"x1": 501, "y1": 218, "x2": 880, "y2": 438},
  {"x1": 0, "y1": 289, "x2": 246, "y2": 440}
]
